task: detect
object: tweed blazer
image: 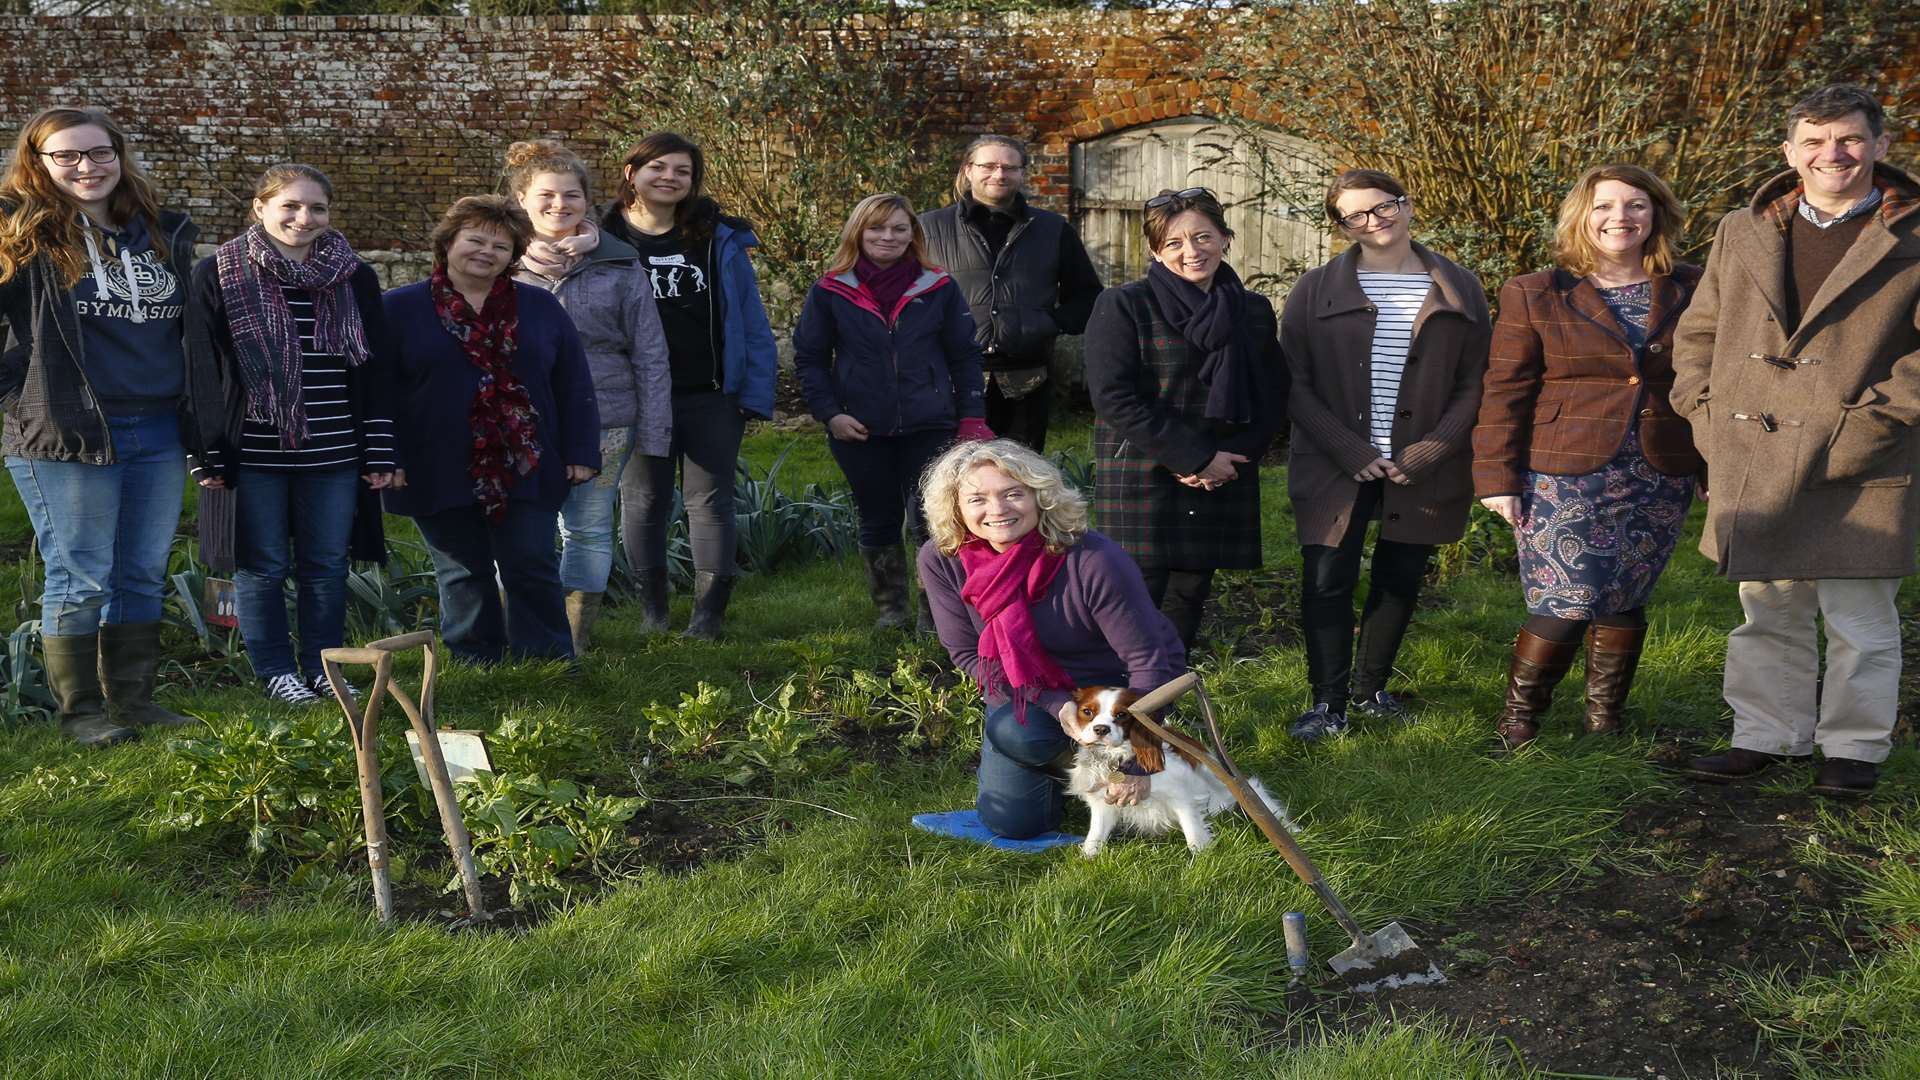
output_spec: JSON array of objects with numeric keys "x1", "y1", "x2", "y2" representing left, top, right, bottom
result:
[
  {"x1": 1670, "y1": 163, "x2": 1920, "y2": 581},
  {"x1": 1085, "y1": 276, "x2": 1287, "y2": 570},
  {"x1": 1281, "y1": 242, "x2": 1491, "y2": 547},
  {"x1": 1472, "y1": 265, "x2": 1704, "y2": 498}
]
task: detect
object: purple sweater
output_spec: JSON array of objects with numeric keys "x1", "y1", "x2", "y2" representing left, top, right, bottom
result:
[{"x1": 917, "y1": 529, "x2": 1187, "y2": 717}]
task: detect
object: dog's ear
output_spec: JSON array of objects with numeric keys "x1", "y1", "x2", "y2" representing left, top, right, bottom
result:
[
  {"x1": 1059, "y1": 691, "x2": 1091, "y2": 738},
  {"x1": 1124, "y1": 717, "x2": 1165, "y2": 774}
]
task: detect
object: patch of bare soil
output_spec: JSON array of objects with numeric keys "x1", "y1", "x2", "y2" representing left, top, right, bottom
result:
[{"x1": 1274, "y1": 783, "x2": 1882, "y2": 1077}]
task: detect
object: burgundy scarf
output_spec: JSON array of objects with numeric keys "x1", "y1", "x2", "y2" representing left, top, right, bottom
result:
[
  {"x1": 429, "y1": 267, "x2": 541, "y2": 522},
  {"x1": 856, "y1": 254, "x2": 920, "y2": 319},
  {"x1": 958, "y1": 531, "x2": 1073, "y2": 712}
]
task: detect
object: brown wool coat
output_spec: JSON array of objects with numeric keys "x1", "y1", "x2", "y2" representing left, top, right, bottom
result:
[
  {"x1": 1670, "y1": 163, "x2": 1920, "y2": 581},
  {"x1": 1473, "y1": 265, "x2": 1705, "y2": 498},
  {"x1": 1282, "y1": 242, "x2": 1492, "y2": 547}
]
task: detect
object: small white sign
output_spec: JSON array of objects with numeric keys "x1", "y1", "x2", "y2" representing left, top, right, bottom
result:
[{"x1": 404, "y1": 730, "x2": 494, "y2": 788}]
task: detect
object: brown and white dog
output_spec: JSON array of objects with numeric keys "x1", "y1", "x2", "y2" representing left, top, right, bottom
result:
[{"x1": 1061, "y1": 686, "x2": 1294, "y2": 857}]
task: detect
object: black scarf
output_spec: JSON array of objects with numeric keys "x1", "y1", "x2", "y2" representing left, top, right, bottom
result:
[{"x1": 1146, "y1": 259, "x2": 1254, "y2": 424}]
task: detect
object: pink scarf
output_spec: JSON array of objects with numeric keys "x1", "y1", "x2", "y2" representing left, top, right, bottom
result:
[
  {"x1": 521, "y1": 220, "x2": 601, "y2": 279},
  {"x1": 959, "y1": 531, "x2": 1073, "y2": 712}
]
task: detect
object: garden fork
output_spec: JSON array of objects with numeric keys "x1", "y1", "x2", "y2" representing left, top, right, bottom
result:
[
  {"x1": 321, "y1": 631, "x2": 487, "y2": 925},
  {"x1": 1128, "y1": 672, "x2": 1444, "y2": 993}
]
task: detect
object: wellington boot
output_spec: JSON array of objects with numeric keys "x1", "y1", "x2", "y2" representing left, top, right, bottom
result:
[
  {"x1": 861, "y1": 546, "x2": 910, "y2": 631},
  {"x1": 565, "y1": 590, "x2": 604, "y2": 656},
  {"x1": 1582, "y1": 623, "x2": 1648, "y2": 735},
  {"x1": 44, "y1": 633, "x2": 133, "y2": 748},
  {"x1": 637, "y1": 568, "x2": 670, "y2": 633},
  {"x1": 1494, "y1": 629, "x2": 1580, "y2": 749},
  {"x1": 98, "y1": 622, "x2": 192, "y2": 729},
  {"x1": 683, "y1": 572, "x2": 736, "y2": 641}
]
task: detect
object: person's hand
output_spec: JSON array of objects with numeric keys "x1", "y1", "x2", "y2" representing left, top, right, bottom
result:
[
  {"x1": 195, "y1": 474, "x2": 226, "y2": 489},
  {"x1": 1196, "y1": 451, "x2": 1247, "y2": 485},
  {"x1": 956, "y1": 417, "x2": 994, "y2": 443},
  {"x1": 1105, "y1": 774, "x2": 1150, "y2": 806},
  {"x1": 1696, "y1": 480, "x2": 1709, "y2": 503},
  {"x1": 363, "y1": 471, "x2": 396, "y2": 491},
  {"x1": 1481, "y1": 495, "x2": 1522, "y2": 528},
  {"x1": 565, "y1": 464, "x2": 597, "y2": 484},
  {"x1": 1354, "y1": 456, "x2": 1407, "y2": 484},
  {"x1": 387, "y1": 469, "x2": 408, "y2": 490},
  {"x1": 828, "y1": 413, "x2": 869, "y2": 442}
]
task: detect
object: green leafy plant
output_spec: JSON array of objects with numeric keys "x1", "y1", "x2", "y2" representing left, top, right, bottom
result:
[
  {"x1": 2, "y1": 621, "x2": 54, "y2": 726},
  {"x1": 454, "y1": 772, "x2": 643, "y2": 908},
  {"x1": 150, "y1": 713, "x2": 423, "y2": 865},
  {"x1": 344, "y1": 539, "x2": 441, "y2": 640},
  {"x1": 641, "y1": 681, "x2": 736, "y2": 757},
  {"x1": 488, "y1": 707, "x2": 604, "y2": 779}
]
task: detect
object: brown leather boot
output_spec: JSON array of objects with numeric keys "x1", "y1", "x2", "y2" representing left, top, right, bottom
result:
[
  {"x1": 1495, "y1": 628, "x2": 1580, "y2": 749},
  {"x1": 1582, "y1": 623, "x2": 1647, "y2": 736}
]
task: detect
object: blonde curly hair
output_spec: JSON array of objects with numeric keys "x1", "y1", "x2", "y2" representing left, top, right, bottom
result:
[{"x1": 920, "y1": 439, "x2": 1089, "y2": 556}]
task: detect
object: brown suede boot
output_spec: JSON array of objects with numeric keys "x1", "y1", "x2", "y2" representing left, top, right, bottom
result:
[
  {"x1": 1582, "y1": 623, "x2": 1647, "y2": 736},
  {"x1": 564, "y1": 590, "x2": 603, "y2": 656},
  {"x1": 1495, "y1": 628, "x2": 1581, "y2": 749}
]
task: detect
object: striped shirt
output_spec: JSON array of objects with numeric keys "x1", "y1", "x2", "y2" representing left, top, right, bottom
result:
[
  {"x1": 237, "y1": 285, "x2": 393, "y2": 472},
  {"x1": 1356, "y1": 271, "x2": 1431, "y2": 459}
]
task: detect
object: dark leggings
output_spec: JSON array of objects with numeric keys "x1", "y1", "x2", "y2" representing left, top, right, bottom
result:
[
  {"x1": 622, "y1": 389, "x2": 747, "y2": 575},
  {"x1": 976, "y1": 699, "x2": 1074, "y2": 839},
  {"x1": 1139, "y1": 566, "x2": 1215, "y2": 651},
  {"x1": 827, "y1": 428, "x2": 953, "y2": 549},
  {"x1": 1524, "y1": 607, "x2": 1648, "y2": 643},
  {"x1": 1300, "y1": 481, "x2": 1434, "y2": 706}
]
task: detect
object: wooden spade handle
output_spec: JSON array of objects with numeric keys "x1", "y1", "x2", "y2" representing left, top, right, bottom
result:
[{"x1": 1126, "y1": 675, "x2": 1374, "y2": 945}]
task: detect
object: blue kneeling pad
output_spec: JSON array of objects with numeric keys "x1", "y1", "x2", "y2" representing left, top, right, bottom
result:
[{"x1": 911, "y1": 810, "x2": 1081, "y2": 852}]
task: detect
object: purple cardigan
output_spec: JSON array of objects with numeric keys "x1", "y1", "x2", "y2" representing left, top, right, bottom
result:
[{"x1": 917, "y1": 529, "x2": 1187, "y2": 718}]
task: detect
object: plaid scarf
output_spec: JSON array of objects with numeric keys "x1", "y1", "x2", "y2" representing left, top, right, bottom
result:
[
  {"x1": 429, "y1": 268, "x2": 542, "y2": 521},
  {"x1": 214, "y1": 225, "x2": 369, "y2": 448}
]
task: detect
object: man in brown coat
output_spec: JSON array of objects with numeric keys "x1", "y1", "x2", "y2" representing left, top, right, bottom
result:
[{"x1": 1670, "y1": 84, "x2": 1920, "y2": 797}]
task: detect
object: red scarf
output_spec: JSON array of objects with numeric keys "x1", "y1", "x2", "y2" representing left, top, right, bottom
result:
[
  {"x1": 430, "y1": 268, "x2": 542, "y2": 522},
  {"x1": 958, "y1": 531, "x2": 1073, "y2": 712}
]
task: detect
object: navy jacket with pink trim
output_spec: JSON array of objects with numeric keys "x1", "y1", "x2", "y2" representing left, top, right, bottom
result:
[{"x1": 791, "y1": 266, "x2": 985, "y2": 436}]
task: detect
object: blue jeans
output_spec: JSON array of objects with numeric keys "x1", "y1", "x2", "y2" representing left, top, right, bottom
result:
[
  {"x1": 558, "y1": 427, "x2": 636, "y2": 593},
  {"x1": 414, "y1": 503, "x2": 571, "y2": 664},
  {"x1": 233, "y1": 466, "x2": 358, "y2": 680},
  {"x1": 977, "y1": 699, "x2": 1074, "y2": 839},
  {"x1": 6, "y1": 413, "x2": 186, "y2": 635}
]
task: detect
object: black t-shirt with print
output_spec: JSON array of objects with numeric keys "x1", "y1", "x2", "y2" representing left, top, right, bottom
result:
[{"x1": 617, "y1": 223, "x2": 724, "y2": 392}]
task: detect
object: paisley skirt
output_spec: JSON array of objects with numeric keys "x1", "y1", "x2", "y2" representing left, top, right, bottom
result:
[{"x1": 1517, "y1": 427, "x2": 1694, "y2": 619}]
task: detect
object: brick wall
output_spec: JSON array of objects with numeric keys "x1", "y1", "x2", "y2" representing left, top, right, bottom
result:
[{"x1": 2, "y1": 11, "x2": 1916, "y2": 264}]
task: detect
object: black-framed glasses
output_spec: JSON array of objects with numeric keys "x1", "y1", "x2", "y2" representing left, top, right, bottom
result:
[
  {"x1": 1334, "y1": 196, "x2": 1408, "y2": 230},
  {"x1": 968, "y1": 162, "x2": 1024, "y2": 174},
  {"x1": 38, "y1": 146, "x2": 117, "y2": 168},
  {"x1": 1145, "y1": 187, "x2": 1213, "y2": 210}
]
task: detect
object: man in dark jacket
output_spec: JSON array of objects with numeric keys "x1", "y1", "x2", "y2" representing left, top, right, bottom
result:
[
  {"x1": 1671, "y1": 84, "x2": 1920, "y2": 798},
  {"x1": 920, "y1": 135, "x2": 1103, "y2": 451}
]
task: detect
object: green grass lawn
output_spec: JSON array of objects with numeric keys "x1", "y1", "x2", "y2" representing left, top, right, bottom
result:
[{"x1": 0, "y1": 416, "x2": 1915, "y2": 1078}]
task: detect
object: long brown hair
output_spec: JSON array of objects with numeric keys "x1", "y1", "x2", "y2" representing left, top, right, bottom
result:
[
  {"x1": 0, "y1": 107, "x2": 168, "y2": 287},
  {"x1": 616, "y1": 131, "x2": 722, "y2": 244},
  {"x1": 824, "y1": 193, "x2": 933, "y2": 276},
  {"x1": 1552, "y1": 163, "x2": 1685, "y2": 278}
]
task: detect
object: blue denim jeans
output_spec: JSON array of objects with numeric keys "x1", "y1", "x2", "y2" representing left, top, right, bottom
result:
[
  {"x1": 976, "y1": 699, "x2": 1074, "y2": 839},
  {"x1": 6, "y1": 412, "x2": 186, "y2": 635},
  {"x1": 414, "y1": 502, "x2": 571, "y2": 664},
  {"x1": 233, "y1": 466, "x2": 358, "y2": 680},
  {"x1": 558, "y1": 426, "x2": 636, "y2": 593}
]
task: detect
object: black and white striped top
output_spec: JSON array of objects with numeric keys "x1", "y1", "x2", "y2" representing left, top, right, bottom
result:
[
  {"x1": 1356, "y1": 271, "x2": 1431, "y2": 460},
  {"x1": 237, "y1": 285, "x2": 394, "y2": 472}
]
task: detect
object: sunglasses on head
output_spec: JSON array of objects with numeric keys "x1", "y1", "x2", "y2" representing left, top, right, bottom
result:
[{"x1": 1144, "y1": 187, "x2": 1214, "y2": 210}]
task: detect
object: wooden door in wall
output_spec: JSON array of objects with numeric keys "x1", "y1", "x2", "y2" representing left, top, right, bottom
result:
[{"x1": 1069, "y1": 117, "x2": 1330, "y2": 295}]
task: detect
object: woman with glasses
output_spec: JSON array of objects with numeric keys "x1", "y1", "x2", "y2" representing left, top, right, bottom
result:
[
  {"x1": 1473, "y1": 164, "x2": 1700, "y2": 749},
  {"x1": 793, "y1": 192, "x2": 989, "y2": 630},
  {"x1": 1083, "y1": 187, "x2": 1287, "y2": 650},
  {"x1": 1280, "y1": 169, "x2": 1491, "y2": 741},
  {"x1": 0, "y1": 107, "x2": 222, "y2": 746}
]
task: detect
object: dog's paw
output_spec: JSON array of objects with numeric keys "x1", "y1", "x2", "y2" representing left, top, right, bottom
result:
[{"x1": 1079, "y1": 840, "x2": 1104, "y2": 858}]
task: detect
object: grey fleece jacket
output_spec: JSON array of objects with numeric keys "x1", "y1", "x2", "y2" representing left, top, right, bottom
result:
[{"x1": 515, "y1": 230, "x2": 672, "y2": 456}]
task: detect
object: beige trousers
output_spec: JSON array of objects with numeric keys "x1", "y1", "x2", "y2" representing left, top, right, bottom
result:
[{"x1": 1724, "y1": 578, "x2": 1902, "y2": 763}]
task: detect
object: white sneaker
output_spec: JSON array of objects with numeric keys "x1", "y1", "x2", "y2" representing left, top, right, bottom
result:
[{"x1": 264, "y1": 672, "x2": 321, "y2": 705}]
